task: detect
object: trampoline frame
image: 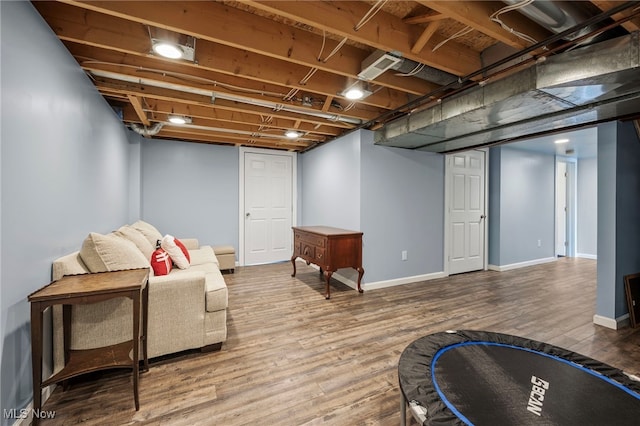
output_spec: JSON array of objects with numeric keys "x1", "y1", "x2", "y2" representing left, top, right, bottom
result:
[{"x1": 399, "y1": 330, "x2": 640, "y2": 426}]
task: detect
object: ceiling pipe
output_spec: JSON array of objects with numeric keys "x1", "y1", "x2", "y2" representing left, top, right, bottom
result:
[
  {"x1": 88, "y1": 69, "x2": 363, "y2": 126},
  {"x1": 503, "y1": 0, "x2": 628, "y2": 46},
  {"x1": 129, "y1": 122, "x2": 164, "y2": 137}
]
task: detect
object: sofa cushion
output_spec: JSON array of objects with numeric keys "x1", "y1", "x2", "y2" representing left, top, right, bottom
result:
[
  {"x1": 161, "y1": 234, "x2": 190, "y2": 269},
  {"x1": 114, "y1": 225, "x2": 155, "y2": 260},
  {"x1": 189, "y1": 246, "x2": 219, "y2": 267},
  {"x1": 131, "y1": 220, "x2": 163, "y2": 247},
  {"x1": 168, "y1": 265, "x2": 228, "y2": 312},
  {"x1": 79, "y1": 232, "x2": 150, "y2": 273}
]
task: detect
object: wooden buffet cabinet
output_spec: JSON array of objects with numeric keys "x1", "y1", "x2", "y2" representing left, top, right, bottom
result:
[{"x1": 291, "y1": 226, "x2": 364, "y2": 299}]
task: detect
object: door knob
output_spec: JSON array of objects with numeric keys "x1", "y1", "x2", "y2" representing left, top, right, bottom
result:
[
  {"x1": 480, "y1": 214, "x2": 486, "y2": 220},
  {"x1": 246, "y1": 212, "x2": 250, "y2": 217}
]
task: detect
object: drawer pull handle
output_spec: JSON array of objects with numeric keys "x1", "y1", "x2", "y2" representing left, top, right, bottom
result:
[{"x1": 317, "y1": 253, "x2": 323, "y2": 259}]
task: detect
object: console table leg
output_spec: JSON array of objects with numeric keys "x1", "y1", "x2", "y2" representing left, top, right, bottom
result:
[
  {"x1": 132, "y1": 291, "x2": 140, "y2": 411},
  {"x1": 30, "y1": 303, "x2": 43, "y2": 426},
  {"x1": 324, "y1": 271, "x2": 332, "y2": 299},
  {"x1": 290, "y1": 256, "x2": 297, "y2": 277},
  {"x1": 356, "y1": 267, "x2": 365, "y2": 293}
]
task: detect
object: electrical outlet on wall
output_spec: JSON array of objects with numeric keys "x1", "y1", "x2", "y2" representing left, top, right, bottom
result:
[
  {"x1": 402, "y1": 250, "x2": 408, "y2": 261},
  {"x1": 537, "y1": 239, "x2": 541, "y2": 247}
]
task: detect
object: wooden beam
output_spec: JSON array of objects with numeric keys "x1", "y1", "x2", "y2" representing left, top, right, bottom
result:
[
  {"x1": 244, "y1": 0, "x2": 480, "y2": 76},
  {"x1": 53, "y1": 1, "x2": 437, "y2": 94},
  {"x1": 411, "y1": 21, "x2": 441, "y2": 54},
  {"x1": 127, "y1": 95, "x2": 151, "y2": 126},
  {"x1": 591, "y1": 0, "x2": 640, "y2": 32},
  {"x1": 403, "y1": 12, "x2": 447, "y2": 25}
]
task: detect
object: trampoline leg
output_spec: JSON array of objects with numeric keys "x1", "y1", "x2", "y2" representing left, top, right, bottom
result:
[{"x1": 400, "y1": 391, "x2": 407, "y2": 426}]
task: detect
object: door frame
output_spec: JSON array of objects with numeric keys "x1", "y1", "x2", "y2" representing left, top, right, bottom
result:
[
  {"x1": 238, "y1": 147, "x2": 297, "y2": 266},
  {"x1": 443, "y1": 148, "x2": 489, "y2": 276},
  {"x1": 555, "y1": 156, "x2": 577, "y2": 257}
]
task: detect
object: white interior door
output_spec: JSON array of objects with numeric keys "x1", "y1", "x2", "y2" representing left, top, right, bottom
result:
[
  {"x1": 448, "y1": 150, "x2": 486, "y2": 275},
  {"x1": 244, "y1": 151, "x2": 293, "y2": 265}
]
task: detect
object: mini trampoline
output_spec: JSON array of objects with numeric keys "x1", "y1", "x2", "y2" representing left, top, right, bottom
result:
[{"x1": 398, "y1": 330, "x2": 640, "y2": 425}]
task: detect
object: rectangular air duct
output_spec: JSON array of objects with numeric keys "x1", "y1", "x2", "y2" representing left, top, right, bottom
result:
[{"x1": 375, "y1": 33, "x2": 640, "y2": 153}]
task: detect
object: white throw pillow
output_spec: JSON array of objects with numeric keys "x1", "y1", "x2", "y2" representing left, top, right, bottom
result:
[{"x1": 161, "y1": 234, "x2": 190, "y2": 269}]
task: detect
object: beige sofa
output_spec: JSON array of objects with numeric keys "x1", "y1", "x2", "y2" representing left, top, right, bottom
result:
[{"x1": 51, "y1": 220, "x2": 228, "y2": 373}]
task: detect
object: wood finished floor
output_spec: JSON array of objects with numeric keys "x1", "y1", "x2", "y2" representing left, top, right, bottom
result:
[{"x1": 40, "y1": 258, "x2": 640, "y2": 425}]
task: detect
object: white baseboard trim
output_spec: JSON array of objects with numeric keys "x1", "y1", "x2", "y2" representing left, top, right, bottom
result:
[
  {"x1": 576, "y1": 253, "x2": 597, "y2": 260},
  {"x1": 488, "y1": 257, "x2": 557, "y2": 272},
  {"x1": 363, "y1": 271, "x2": 447, "y2": 291},
  {"x1": 593, "y1": 313, "x2": 630, "y2": 330},
  {"x1": 11, "y1": 385, "x2": 56, "y2": 426},
  {"x1": 296, "y1": 260, "x2": 446, "y2": 291}
]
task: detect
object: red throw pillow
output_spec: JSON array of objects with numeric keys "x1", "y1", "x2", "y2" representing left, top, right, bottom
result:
[
  {"x1": 150, "y1": 247, "x2": 172, "y2": 276},
  {"x1": 174, "y1": 238, "x2": 191, "y2": 263}
]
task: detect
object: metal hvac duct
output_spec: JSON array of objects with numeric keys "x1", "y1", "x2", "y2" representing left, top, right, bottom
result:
[{"x1": 375, "y1": 32, "x2": 640, "y2": 153}]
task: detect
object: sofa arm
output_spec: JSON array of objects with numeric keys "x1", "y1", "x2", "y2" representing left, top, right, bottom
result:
[
  {"x1": 147, "y1": 271, "x2": 206, "y2": 357},
  {"x1": 180, "y1": 238, "x2": 199, "y2": 250}
]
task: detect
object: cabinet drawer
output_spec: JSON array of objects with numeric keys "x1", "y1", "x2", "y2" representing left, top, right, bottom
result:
[
  {"x1": 295, "y1": 232, "x2": 325, "y2": 248},
  {"x1": 315, "y1": 247, "x2": 325, "y2": 262},
  {"x1": 298, "y1": 242, "x2": 315, "y2": 259}
]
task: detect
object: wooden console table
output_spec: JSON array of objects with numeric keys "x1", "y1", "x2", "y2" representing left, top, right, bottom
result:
[
  {"x1": 291, "y1": 226, "x2": 364, "y2": 299},
  {"x1": 28, "y1": 268, "x2": 149, "y2": 423}
]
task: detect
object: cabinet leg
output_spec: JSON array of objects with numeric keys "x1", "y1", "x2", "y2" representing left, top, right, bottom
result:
[{"x1": 356, "y1": 267, "x2": 365, "y2": 293}]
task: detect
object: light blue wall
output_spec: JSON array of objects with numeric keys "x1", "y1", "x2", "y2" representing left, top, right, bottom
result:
[
  {"x1": 596, "y1": 121, "x2": 640, "y2": 320},
  {"x1": 360, "y1": 131, "x2": 444, "y2": 281},
  {"x1": 488, "y1": 147, "x2": 502, "y2": 265},
  {"x1": 1, "y1": 2, "x2": 136, "y2": 421},
  {"x1": 140, "y1": 138, "x2": 239, "y2": 250},
  {"x1": 489, "y1": 147, "x2": 555, "y2": 266},
  {"x1": 300, "y1": 131, "x2": 360, "y2": 230},
  {"x1": 577, "y1": 157, "x2": 597, "y2": 257}
]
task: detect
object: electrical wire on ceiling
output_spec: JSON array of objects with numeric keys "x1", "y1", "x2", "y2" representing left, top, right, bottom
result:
[
  {"x1": 395, "y1": 62, "x2": 425, "y2": 77},
  {"x1": 490, "y1": 0, "x2": 540, "y2": 45},
  {"x1": 354, "y1": 0, "x2": 388, "y2": 31},
  {"x1": 292, "y1": 0, "x2": 388, "y2": 108},
  {"x1": 432, "y1": 26, "x2": 474, "y2": 52}
]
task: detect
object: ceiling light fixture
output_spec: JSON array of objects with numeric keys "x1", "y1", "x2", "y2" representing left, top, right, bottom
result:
[
  {"x1": 341, "y1": 81, "x2": 373, "y2": 101},
  {"x1": 285, "y1": 130, "x2": 301, "y2": 139},
  {"x1": 152, "y1": 41, "x2": 184, "y2": 59},
  {"x1": 554, "y1": 138, "x2": 570, "y2": 144},
  {"x1": 167, "y1": 115, "x2": 191, "y2": 125}
]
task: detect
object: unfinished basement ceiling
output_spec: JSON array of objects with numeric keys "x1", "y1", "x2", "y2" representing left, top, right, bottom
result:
[{"x1": 32, "y1": 1, "x2": 640, "y2": 152}]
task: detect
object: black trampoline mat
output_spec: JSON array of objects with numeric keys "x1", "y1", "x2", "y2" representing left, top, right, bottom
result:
[
  {"x1": 398, "y1": 330, "x2": 640, "y2": 426},
  {"x1": 433, "y1": 342, "x2": 640, "y2": 425}
]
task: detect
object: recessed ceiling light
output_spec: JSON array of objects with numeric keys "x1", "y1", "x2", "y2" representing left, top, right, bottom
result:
[
  {"x1": 285, "y1": 130, "x2": 301, "y2": 139},
  {"x1": 554, "y1": 138, "x2": 570, "y2": 144},
  {"x1": 152, "y1": 42, "x2": 183, "y2": 59}
]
